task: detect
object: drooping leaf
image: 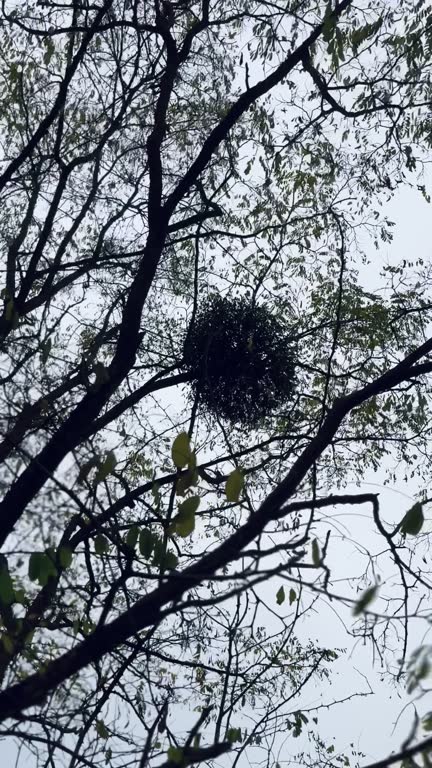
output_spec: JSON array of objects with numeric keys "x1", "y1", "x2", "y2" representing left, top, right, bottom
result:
[
  {"x1": 289, "y1": 588, "x2": 297, "y2": 605},
  {"x1": 276, "y1": 586, "x2": 285, "y2": 605},
  {"x1": 178, "y1": 496, "x2": 200, "y2": 517},
  {"x1": 350, "y1": 19, "x2": 383, "y2": 51},
  {"x1": 227, "y1": 727, "x2": 242, "y2": 744},
  {"x1": 1, "y1": 633, "x2": 14, "y2": 655},
  {"x1": 57, "y1": 546, "x2": 73, "y2": 569},
  {"x1": 176, "y1": 512, "x2": 195, "y2": 538},
  {"x1": 41, "y1": 337, "x2": 52, "y2": 364},
  {"x1": 407, "y1": 650, "x2": 431, "y2": 694},
  {"x1": 353, "y1": 585, "x2": 378, "y2": 616},
  {"x1": 167, "y1": 747, "x2": 183, "y2": 764},
  {"x1": 28, "y1": 552, "x2": 57, "y2": 586},
  {"x1": 28, "y1": 552, "x2": 42, "y2": 581},
  {"x1": 77, "y1": 457, "x2": 99, "y2": 484},
  {"x1": 0, "y1": 561, "x2": 14, "y2": 606},
  {"x1": 125, "y1": 524, "x2": 139, "y2": 550},
  {"x1": 94, "y1": 535, "x2": 109, "y2": 555},
  {"x1": 96, "y1": 720, "x2": 109, "y2": 739},
  {"x1": 423, "y1": 713, "x2": 432, "y2": 732},
  {"x1": 172, "y1": 432, "x2": 192, "y2": 468},
  {"x1": 152, "y1": 483, "x2": 161, "y2": 506},
  {"x1": 152, "y1": 538, "x2": 166, "y2": 568},
  {"x1": 176, "y1": 469, "x2": 198, "y2": 496},
  {"x1": 43, "y1": 37, "x2": 55, "y2": 66},
  {"x1": 94, "y1": 450, "x2": 117, "y2": 485},
  {"x1": 4, "y1": 298, "x2": 19, "y2": 327},
  {"x1": 139, "y1": 528, "x2": 155, "y2": 560},
  {"x1": 312, "y1": 539, "x2": 321, "y2": 566},
  {"x1": 225, "y1": 468, "x2": 244, "y2": 502},
  {"x1": 14, "y1": 589, "x2": 26, "y2": 605},
  {"x1": 164, "y1": 550, "x2": 179, "y2": 570},
  {"x1": 0, "y1": 568, "x2": 15, "y2": 605},
  {"x1": 322, "y1": 1, "x2": 336, "y2": 43},
  {"x1": 400, "y1": 502, "x2": 424, "y2": 536},
  {"x1": 172, "y1": 496, "x2": 200, "y2": 538}
]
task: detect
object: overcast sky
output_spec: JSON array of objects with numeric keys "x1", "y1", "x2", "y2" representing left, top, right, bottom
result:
[
  {"x1": 2, "y1": 73, "x2": 432, "y2": 768},
  {"x1": 290, "y1": 180, "x2": 432, "y2": 765}
]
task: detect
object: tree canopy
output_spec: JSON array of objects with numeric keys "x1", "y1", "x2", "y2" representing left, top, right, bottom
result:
[{"x1": 1, "y1": 0, "x2": 432, "y2": 766}]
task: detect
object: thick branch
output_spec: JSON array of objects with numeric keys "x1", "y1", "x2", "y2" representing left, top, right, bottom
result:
[
  {"x1": 361, "y1": 735, "x2": 432, "y2": 768},
  {"x1": 0, "y1": 336, "x2": 431, "y2": 720},
  {"x1": 0, "y1": 1, "x2": 114, "y2": 195},
  {"x1": 0, "y1": 0, "x2": 355, "y2": 549},
  {"x1": 165, "y1": 0, "x2": 354, "y2": 213}
]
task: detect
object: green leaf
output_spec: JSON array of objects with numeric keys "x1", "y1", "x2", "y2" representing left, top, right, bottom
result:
[
  {"x1": 167, "y1": 747, "x2": 184, "y2": 764},
  {"x1": 1, "y1": 633, "x2": 15, "y2": 655},
  {"x1": 28, "y1": 552, "x2": 57, "y2": 586},
  {"x1": 423, "y1": 713, "x2": 432, "y2": 732},
  {"x1": 350, "y1": 19, "x2": 383, "y2": 50},
  {"x1": 5, "y1": 298, "x2": 15, "y2": 323},
  {"x1": 353, "y1": 585, "x2": 378, "y2": 616},
  {"x1": 172, "y1": 432, "x2": 191, "y2": 468},
  {"x1": 322, "y1": 1, "x2": 336, "y2": 43},
  {"x1": 164, "y1": 550, "x2": 179, "y2": 570},
  {"x1": 411, "y1": 656, "x2": 430, "y2": 693},
  {"x1": 125, "y1": 524, "x2": 139, "y2": 550},
  {"x1": 401, "y1": 502, "x2": 424, "y2": 536},
  {"x1": 152, "y1": 483, "x2": 161, "y2": 506},
  {"x1": 41, "y1": 337, "x2": 52, "y2": 364},
  {"x1": 178, "y1": 496, "x2": 200, "y2": 517},
  {"x1": 0, "y1": 556, "x2": 13, "y2": 605},
  {"x1": 227, "y1": 727, "x2": 242, "y2": 744},
  {"x1": 94, "y1": 535, "x2": 109, "y2": 555},
  {"x1": 176, "y1": 469, "x2": 198, "y2": 496},
  {"x1": 289, "y1": 588, "x2": 297, "y2": 605},
  {"x1": 312, "y1": 539, "x2": 321, "y2": 566},
  {"x1": 0, "y1": 565, "x2": 14, "y2": 606},
  {"x1": 58, "y1": 546, "x2": 73, "y2": 569},
  {"x1": 276, "y1": 586, "x2": 285, "y2": 605},
  {"x1": 94, "y1": 450, "x2": 117, "y2": 485},
  {"x1": 172, "y1": 496, "x2": 200, "y2": 538},
  {"x1": 335, "y1": 27, "x2": 345, "y2": 62},
  {"x1": 139, "y1": 528, "x2": 154, "y2": 559},
  {"x1": 13, "y1": 589, "x2": 26, "y2": 605},
  {"x1": 78, "y1": 457, "x2": 98, "y2": 484},
  {"x1": 96, "y1": 720, "x2": 109, "y2": 739},
  {"x1": 225, "y1": 468, "x2": 244, "y2": 502},
  {"x1": 152, "y1": 538, "x2": 166, "y2": 568},
  {"x1": 43, "y1": 38, "x2": 55, "y2": 66}
]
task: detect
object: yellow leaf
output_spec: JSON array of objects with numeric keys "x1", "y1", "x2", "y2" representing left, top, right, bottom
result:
[
  {"x1": 225, "y1": 468, "x2": 244, "y2": 502},
  {"x1": 172, "y1": 432, "x2": 191, "y2": 469}
]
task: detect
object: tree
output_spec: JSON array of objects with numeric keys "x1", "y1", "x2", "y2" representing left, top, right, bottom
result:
[{"x1": 0, "y1": 0, "x2": 432, "y2": 766}]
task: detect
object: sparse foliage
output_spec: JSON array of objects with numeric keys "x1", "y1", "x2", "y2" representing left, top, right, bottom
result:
[{"x1": 0, "y1": 2, "x2": 432, "y2": 768}]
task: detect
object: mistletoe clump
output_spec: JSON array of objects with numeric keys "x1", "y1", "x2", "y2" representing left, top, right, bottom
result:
[{"x1": 183, "y1": 294, "x2": 296, "y2": 427}]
